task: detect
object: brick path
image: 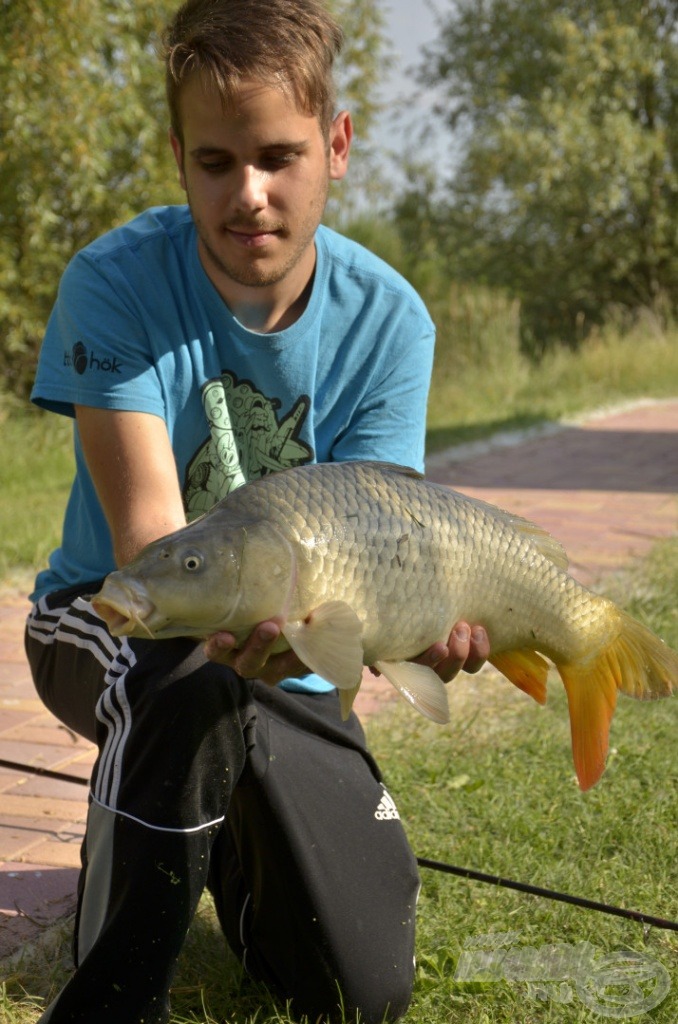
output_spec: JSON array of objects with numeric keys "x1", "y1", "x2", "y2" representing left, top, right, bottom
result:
[{"x1": 1, "y1": 398, "x2": 676, "y2": 963}]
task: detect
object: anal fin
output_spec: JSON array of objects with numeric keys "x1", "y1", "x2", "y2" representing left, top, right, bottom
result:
[{"x1": 490, "y1": 648, "x2": 550, "y2": 705}]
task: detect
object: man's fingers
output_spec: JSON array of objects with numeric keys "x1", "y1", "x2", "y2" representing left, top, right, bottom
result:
[
  {"x1": 205, "y1": 621, "x2": 281, "y2": 675},
  {"x1": 415, "y1": 623, "x2": 490, "y2": 683},
  {"x1": 204, "y1": 621, "x2": 310, "y2": 686},
  {"x1": 203, "y1": 631, "x2": 238, "y2": 664},
  {"x1": 465, "y1": 625, "x2": 490, "y2": 673},
  {"x1": 206, "y1": 619, "x2": 490, "y2": 687}
]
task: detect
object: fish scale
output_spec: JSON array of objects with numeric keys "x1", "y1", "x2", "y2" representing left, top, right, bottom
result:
[{"x1": 92, "y1": 460, "x2": 676, "y2": 790}]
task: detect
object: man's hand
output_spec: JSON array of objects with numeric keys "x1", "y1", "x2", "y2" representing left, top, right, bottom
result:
[
  {"x1": 414, "y1": 622, "x2": 490, "y2": 683},
  {"x1": 204, "y1": 621, "x2": 308, "y2": 687},
  {"x1": 206, "y1": 618, "x2": 490, "y2": 689}
]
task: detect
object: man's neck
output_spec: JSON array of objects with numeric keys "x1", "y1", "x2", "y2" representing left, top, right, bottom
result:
[
  {"x1": 199, "y1": 240, "x2": 317, "y2": 334},
  {"x1": 229, "y1": 273, "x2": 315, "y2": 333}
]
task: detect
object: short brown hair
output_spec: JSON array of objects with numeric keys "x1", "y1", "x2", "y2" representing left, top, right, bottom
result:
[{"x1": 163, "y1": 0, "x2": 344, "y2": 142}]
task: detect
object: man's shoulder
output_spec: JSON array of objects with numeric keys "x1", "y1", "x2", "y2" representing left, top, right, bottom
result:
[
  {"x1": 78, "y1": 205, "x2": 194, "y2": 267},
  {"x1": 316, "y1": 224, "x2": 432, "y2": 322}
]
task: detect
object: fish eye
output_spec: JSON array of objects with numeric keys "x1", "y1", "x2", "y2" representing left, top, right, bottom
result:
[{"x1": 183, "y1": 553, "x2": 204, "y2": 573}]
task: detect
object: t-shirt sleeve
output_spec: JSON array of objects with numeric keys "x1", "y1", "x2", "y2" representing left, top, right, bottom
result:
[{"x1": 31, "y1": 250, "x2": 166, "y2": 419}]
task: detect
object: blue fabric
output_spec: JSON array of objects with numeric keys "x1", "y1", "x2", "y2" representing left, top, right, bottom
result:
[{"x1": 30, "y1": 206, "x2": 435, "y2": 692}]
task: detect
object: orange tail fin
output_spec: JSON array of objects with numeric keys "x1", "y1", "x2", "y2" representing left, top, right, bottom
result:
[{"x1": 557, "y1": 612, "x2": 676, "y2": 791}]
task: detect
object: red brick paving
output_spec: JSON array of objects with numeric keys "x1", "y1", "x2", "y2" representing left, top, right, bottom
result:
[{"x1": 0, "y1": 399, "x2": 676, "y2": 961}]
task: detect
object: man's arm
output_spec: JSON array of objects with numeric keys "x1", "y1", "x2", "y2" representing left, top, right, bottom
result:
[
  {"x1": 76, "y1": 404, "x2": 311, "y2": 683},
  {"x1": 75, "y1": 406, "x2": 188, "y2": 567}
]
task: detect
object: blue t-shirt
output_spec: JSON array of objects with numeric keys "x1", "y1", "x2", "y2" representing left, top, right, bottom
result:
[{"x1": 30, "y1": 206, "x2": 435, "y2": 691}]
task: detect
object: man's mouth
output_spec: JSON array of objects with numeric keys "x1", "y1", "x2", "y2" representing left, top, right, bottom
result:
[
  {"x1": 228, "y1": 230, "x2": 276, "y2": 248},
  {"x1": 225, "y1": 223, "x2": 285, "y2": 247}
]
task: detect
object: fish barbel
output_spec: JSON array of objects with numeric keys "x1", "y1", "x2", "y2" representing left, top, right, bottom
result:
[{"x1": 92, "y1": 461, "x2": 676, "y2": 790}]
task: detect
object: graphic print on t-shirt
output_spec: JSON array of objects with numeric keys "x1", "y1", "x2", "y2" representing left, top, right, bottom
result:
[{"x1": 183, "y1": 371, "x2": 312, "y2": 517}]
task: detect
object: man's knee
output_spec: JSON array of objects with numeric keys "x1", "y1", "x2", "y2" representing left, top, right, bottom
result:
[
  {"x1": 92, "y1": 640, "x2": 255, "y2": 826},
  {"x1": 278, "y1": 960, "x2": 415, "y2": 1024}
]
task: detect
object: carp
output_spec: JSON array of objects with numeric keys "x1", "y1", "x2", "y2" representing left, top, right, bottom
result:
[{"x1": 92, "y1": 461, "x2": 676, "y2": 790}]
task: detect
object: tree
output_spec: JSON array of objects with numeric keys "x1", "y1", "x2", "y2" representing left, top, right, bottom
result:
[
  {"x1": 1, "y1": 0, "x2": 389, "y2": 398},
  {"x1": 1, "y1": 0, "x2": 180, "y2": 397},
  {"x1": 406, "y1": 0, "x2": 678, "y2": 349}
]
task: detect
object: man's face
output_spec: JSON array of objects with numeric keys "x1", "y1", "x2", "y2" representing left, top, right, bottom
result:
[{"x1": 171, "y1": 75, "x2": 351, "y2": 316}]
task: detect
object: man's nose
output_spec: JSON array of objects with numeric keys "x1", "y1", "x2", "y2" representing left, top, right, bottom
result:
[{"x1": 234, "y1": 165, "x2": 268, "y2": 212}]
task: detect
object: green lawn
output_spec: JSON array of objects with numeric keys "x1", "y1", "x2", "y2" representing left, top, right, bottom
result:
[{"x1": 0, "y1": 407, "x2": 73, "y2": 584}]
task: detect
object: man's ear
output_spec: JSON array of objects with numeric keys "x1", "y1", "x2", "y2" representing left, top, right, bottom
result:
[
  {"x1": 329, "y1": 110, "x2": 352, "y2": 181},
  {"x1": 169, "y1": 129, "x2": 187, "y2": 192}
]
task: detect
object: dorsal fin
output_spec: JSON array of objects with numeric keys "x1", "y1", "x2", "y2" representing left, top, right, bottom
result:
[
  {"x1": 512, "y1": 518, "x2": 569, "y2": 570},
  {"x1": 458, "y1": 491, "x2": 569, "y2": 570}
]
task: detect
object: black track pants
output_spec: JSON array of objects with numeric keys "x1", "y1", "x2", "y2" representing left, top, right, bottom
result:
[{"x1": 25, "y1": 585, "x2": 420, "y2": 1024}]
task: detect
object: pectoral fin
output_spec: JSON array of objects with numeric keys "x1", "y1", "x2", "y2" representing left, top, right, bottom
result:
[
  {"x1": 373, "y1": 661, "x2": 450, "y2": 724},
  {"x1": 282, "y1": 601, "x2": 364, "y2": 692}
]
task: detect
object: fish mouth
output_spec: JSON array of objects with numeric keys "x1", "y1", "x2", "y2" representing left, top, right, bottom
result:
[{"x1": 91, "y1": 584, "x2": 156, "y2": 639}]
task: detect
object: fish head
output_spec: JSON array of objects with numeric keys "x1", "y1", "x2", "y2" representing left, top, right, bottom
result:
[{"x1": 91, "y1": 519, "x2": 247, "y2": 640}]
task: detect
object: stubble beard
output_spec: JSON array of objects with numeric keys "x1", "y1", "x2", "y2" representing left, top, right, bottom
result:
[{"x1": 189, "y1": 179, "x2": 330, "y2": 291}]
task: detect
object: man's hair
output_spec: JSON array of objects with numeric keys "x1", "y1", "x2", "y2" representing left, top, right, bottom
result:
[{"x1": 163, "y1": 0, "x2": 344, "y2": 142}]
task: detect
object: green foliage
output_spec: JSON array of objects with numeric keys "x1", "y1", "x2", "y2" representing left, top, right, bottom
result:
[
  {"x1": 0, "y1": 0, "x2": 389, "y2": 399},
  {"x1": 331, "y1": 0, "x2": 391, "y2": 142},
  {"x1": 405, "y1": 0, "x2": 678, "y2": 349},
  {"x1": 326, "y1": 0, "x2": 396, "y2": 223},
  {"x1": 340, "y1": 214, "x2": 678, "y2": 455},
  {"x1": 1, "y1": 0, "x2": 181, "y2": 397}
]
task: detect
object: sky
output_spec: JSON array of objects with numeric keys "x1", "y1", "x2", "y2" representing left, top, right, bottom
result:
[
  {"x1": 381, "y1": 0, "x2": 440, "y2": 93},
  {"x1": 367, "y1": 0, "x2": 450, "y2": 184}
]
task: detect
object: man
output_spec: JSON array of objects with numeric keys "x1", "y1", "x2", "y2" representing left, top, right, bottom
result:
[{"x1": 25, "y1": 1, "x2": 489, "y2": 1021}]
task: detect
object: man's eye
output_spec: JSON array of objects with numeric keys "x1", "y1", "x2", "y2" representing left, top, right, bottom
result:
[
  {"x1": 200, "y1": 162, "x2": 229, "y2": 174},
  {"x1": 263, "y1": 153, "x2": 297, "y2": 170}
]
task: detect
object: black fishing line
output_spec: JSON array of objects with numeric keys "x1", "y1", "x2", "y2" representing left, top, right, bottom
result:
[
  {"x1": 2, "y1": 757, "x2": 676, "y2": 932},
  {"x1": 0, "y1": 757, "x2": 91, "y2": 786},
  {"x1": 415, "y1": 856, "x2": 678, "y2": 932}
]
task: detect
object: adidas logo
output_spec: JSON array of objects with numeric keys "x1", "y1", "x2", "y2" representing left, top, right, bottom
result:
[{"x1": 375, "y1": 787, "x2": 400, "y2": 821}]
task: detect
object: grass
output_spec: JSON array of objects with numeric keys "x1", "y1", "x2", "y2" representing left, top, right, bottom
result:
[
  {"x1": 2, "y1": 539, "x2": 677, "y2": 1021},
  {"x1": 0, "y1": 404, "x2": 73, "y2": 585}
]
